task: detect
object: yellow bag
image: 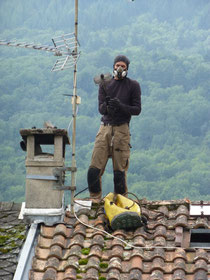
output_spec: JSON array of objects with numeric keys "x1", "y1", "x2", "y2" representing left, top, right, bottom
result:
[{"x1": 104, "y1": 192, "x2": 143, "y2": 230}]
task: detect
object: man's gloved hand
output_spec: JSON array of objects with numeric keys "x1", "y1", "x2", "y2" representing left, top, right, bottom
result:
[
  {"x1": 107, "y1": 104, "x2": 116, "y2": 116},
  {"x1": 109, "y1": 97, "x2": 122, "y2": 110},
  {"x1": 105, "y1": 96, "x2": 111, "y2": 105},
  {"x1": 103, "y1": 96, "x2": 115, "y2": 116},
  {"x1": 100, "y1": 96, "x2": 111, "y2": 115}
]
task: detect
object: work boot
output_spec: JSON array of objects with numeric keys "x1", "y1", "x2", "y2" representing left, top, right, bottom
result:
[{"x1": 89, "y1": 191, "x2": 102, "y2": 204}]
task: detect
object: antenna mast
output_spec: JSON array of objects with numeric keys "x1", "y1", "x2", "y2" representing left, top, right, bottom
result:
[{"x1": 70, "y1": 0, "x2": 79, "y2": 213}]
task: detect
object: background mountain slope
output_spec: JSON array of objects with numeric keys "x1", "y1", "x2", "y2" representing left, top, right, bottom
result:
[{"x1": 0, "y1": 0, "x2": 209, "y2": 202}]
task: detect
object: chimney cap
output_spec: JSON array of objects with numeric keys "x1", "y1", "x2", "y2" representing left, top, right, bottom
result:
[{"x1": 20, "y1": 128, "x2": 70, "y2": 145}]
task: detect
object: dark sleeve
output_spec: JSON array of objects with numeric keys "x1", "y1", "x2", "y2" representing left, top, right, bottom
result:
[
  {"x1": 121, "y1": 81, "x2": 141, "y2": 116},
  {"x1": 98, "y1": 84, "x2": 108, "y2": 115}
]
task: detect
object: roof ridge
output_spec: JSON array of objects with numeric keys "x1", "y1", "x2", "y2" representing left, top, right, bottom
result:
[{"x1": 0, "y1": 201, "x2": 22, "y2": 211}]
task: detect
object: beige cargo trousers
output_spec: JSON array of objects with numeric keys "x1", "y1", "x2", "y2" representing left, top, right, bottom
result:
[{"x1": 89, "y1": 123, "x2": 130, "y2": 196}]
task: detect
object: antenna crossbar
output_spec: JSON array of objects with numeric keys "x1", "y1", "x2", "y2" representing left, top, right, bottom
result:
[
  {"x1": 0, "y1": 32, "x2": 80, "y2": 70},
  {"x1": 51, "y1": 52, "x2": 80, "y2": 72},
  {"x1": 0, "y1": 40, "x2": 61, "y2": 55},
  {"x1": 51, "y1": 33, "x2": 79, "y2": 56}
]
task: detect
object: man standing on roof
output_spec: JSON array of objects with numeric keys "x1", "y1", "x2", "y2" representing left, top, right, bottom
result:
[{"x1": 87, "y1": 55, "x2": 141, "y2": 202}]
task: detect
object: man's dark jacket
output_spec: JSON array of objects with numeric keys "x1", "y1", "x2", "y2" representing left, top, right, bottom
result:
[{"x1": 99, "y1": 77, "x2": 141, "y2": 125}]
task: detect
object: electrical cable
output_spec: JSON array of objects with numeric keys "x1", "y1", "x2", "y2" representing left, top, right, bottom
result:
[
  {"x1": 73, "y1": 191, "x2": 177, "y2": 250},
  {"x1": 67, "y1": 105, "x2": 79, "y2": 135},
  {"x1": 74, "y1": 187, "x2": 88, "y2": 198},
  {"x1": 72, "y1": 174, "x2": 170, "y2": 249},
  {"x1": 123, "y1": 192, "x2": 141, "y2": 210},
  {"x1": 73, "y1": 209, "x2": 179, "y2": 251}
]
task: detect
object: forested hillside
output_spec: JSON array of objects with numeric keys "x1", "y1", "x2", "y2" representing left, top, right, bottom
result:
[{"x1": 0, "y1": 0, "x2": 210, "y2": 202}]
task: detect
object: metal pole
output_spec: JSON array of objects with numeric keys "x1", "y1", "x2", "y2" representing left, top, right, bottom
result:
[{"x1": 70, "y1": 0, "x2": 78, "y2": 213}]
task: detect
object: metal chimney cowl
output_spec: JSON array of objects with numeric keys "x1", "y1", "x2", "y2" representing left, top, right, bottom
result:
[{"x1": 19, "y1": 126, "x2": 70, "y2": 224}]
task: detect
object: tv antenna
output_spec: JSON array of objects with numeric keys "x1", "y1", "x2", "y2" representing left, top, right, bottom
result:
[
  {"x1": 0, "y1": 32, "x2": 80, "y2": 71},
  {"x1": 0, "y1": 0, "x2": 80, "y2": 214}
]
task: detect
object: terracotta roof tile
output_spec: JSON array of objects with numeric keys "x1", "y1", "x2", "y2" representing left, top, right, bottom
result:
[
  {"x1": 195, "y1": 248, "x2": 208, "y2": 261},
  {"x1": 194, "y1": 217, "x2": 209, "y2": 229},
  {"x1": 72, "y1": 223, "x2": 86, "y2": 237},
  {"x1": 108, "y1": 256, "x2": 122, "y2": 272},
  {"x1": 154, "y1": 236, "x2": 167, "y2": 247},
  {"x1": 43, "y1": 267, "x2": 57, "y2": 280},
  {"x1": 91, "y1": 233, "x2": 104, "y2": 248},
  {"x1": 111, "y1": 234, "x2": 124, "y2": 248},
  {"x1": 174, "y1": 248, "x2": 187, "y2": 260},
  {"x1": 172, "y1": 269, "x2": 186, "y2": 280},
  {"x1": 45, "y1": 256, "x2": 60, "y2": 270},
  {"x1": 133, "y1": 235, "x2": 145, "y2": 247},
  {"x1": 49, "y1": 244, "x2": 63, "y2": 259},
  {"x1": 32, "y1": 257, "x2": 46, "y2": 272},
  {"x1": 112, "y1": 244, "x2": 124, "y2": 259},
  {"x1": 51, "y1": 234, "x2": 66, "y2": 248},
  {"x1": 130, "y1": 255, "x2": 143, "y2": 271},
  {"x1": 68, "y1": 233, "x2": 84, "y2": 249},
  {"x1": 27, "y1": 199, "x2": 210, "y2": 280},
  {"x1": 89, "y1": 244, "x2": 102, "y2": 258},
  {"x1": 175, "y1": 214, "x2": 188, "y2": 227},
  {"x1": 154, "y1": 225, "x2": 167, "y2": 237},
  {"x1": 150, "y1": 269, "x2": 164, "y2": 280},
  {"x1": 129, "y1": 268, "x2": 142, "y2": 280},
  {"x1": 37, "y1": 235, "x2": 52, "y2": 248},
  {"x1": 64, "y1": 244, "x2": 81, "y2": 259},
  {"x1": 176, "y1": 205, "x2": 189, "y2": 217},
  {"x1": 54, "y1": 224, "x2": 68, "y2": 238},
  {"x1": 86, "y1": 256, "x2": 100, "y2": 271},
  {"x1": 35, "y1": 247, "x2": 50, "y2": 260},
  {"x1": 63, "y1": 267, "x2": 77, "y2": 279},
  {"x1": 174, "y1": 257, "x2": 186, "y2": 271},
  {"x1": 107, "y1": 267, "x2": 121, "y2": 280},
  {"x1": 175, "y1": 226, "x2": 183, "y2": 247},
  {"x1": 86, "y1": 267, "x2": 99, "y2": 280},
  {"x1": 41, "y1": 225, "x2": 54, "y2": 238}
]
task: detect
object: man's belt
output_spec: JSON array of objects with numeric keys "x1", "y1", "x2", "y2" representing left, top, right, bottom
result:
[{"x1": 101, "y1": 122, "x2": 128, "y2": 127}]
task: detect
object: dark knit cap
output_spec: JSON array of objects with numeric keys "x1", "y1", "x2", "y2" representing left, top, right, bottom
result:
[{"x1": 113, "y1": 55, "x2": 130, "y2": 69}]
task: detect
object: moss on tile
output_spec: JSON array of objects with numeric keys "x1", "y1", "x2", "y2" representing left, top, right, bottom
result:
[
  {"x1": 0, "y1": 238, "x2": 18, "y2": 253},
  {"x1": 77, "y1": 269, "x2": 87, "y2": 274},
  {"x1": 0, "y1": 248, "x2": 11, "y2": 254},
  {"x1": 76, "y1": 267, "x2": 87, "y2": 274},
  {"x1": 0, "y1": 235, "x2": 9, "y2": 245},
  {"x1": 102, "y1": 244, "x2": 107, "y2": 251},
  {"x1": 0, "y1": 224, "x2": 26, "y2": 254},
  {"x1": 99, "y1": 277, "x2": 106, "y2": 280},
  {"x1": 99, "y1": 262, "x2": 108, "y2": 269},
  {"x1": 78, "y1": 258, "x2": 88, "y2": 265},
  {"x1": 81, "y1": 247, "x2": 90, "y2": 255},
  {"x1": 17, "y1": 234, "x2": 26, "y2": 240},
  {"x1": 88, "y1": 215, "x2": 95, "y2": 220}
]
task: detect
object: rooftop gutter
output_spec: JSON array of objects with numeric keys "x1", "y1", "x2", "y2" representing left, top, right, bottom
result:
[{"x1": 13, "y1": 222, "x2": 40, "y2": 280}]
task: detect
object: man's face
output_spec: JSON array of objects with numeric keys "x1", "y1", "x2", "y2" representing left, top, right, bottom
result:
[
  {"x1": 114, "y1": 61, "x2": 127, "y2": 80},
  {"x1": 114, "y1": 61, "x2": 127, "y2": 71}
]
